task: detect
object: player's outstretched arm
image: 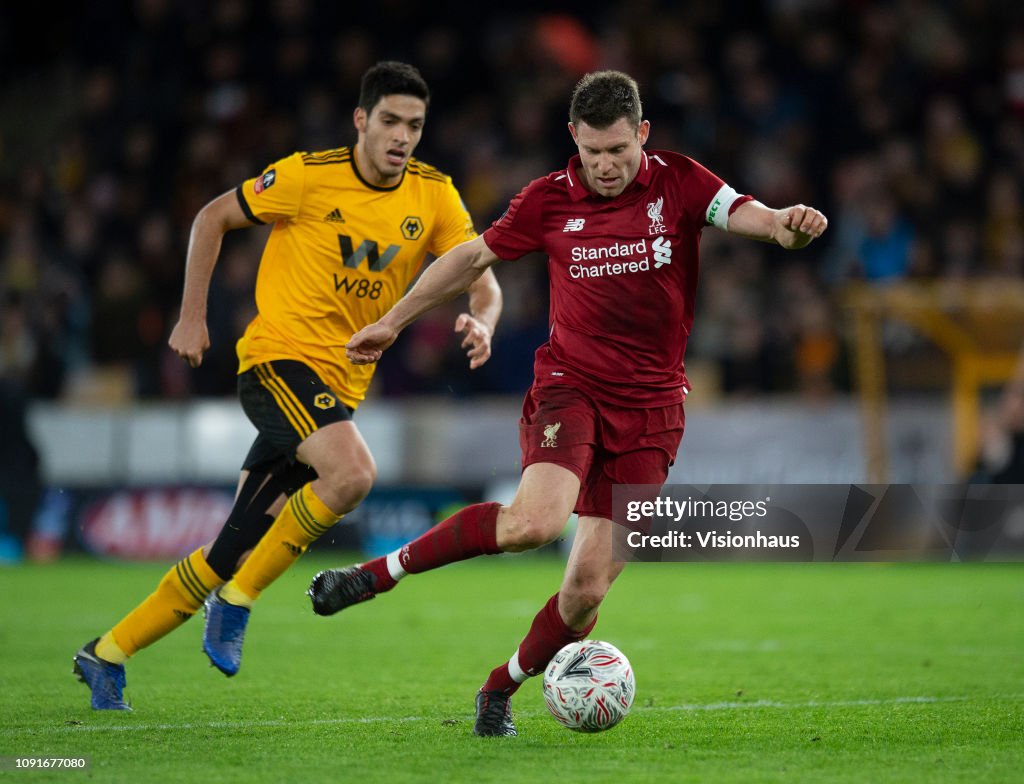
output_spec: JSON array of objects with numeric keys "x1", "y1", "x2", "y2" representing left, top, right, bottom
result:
[
  {"x1": 726, "y1": 200, "x2": 828, "y2": 250},
  {"x1": 347, "y1": 235, "x2": 501, "y2": 365},
  {"x1": 169, "y1": 191, "x2": 254, "y2": 367}
]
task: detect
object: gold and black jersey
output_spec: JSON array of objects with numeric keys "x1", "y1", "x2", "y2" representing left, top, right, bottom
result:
[{"x1": 234, "y1": 147, "x2": 477, "y2": 408}]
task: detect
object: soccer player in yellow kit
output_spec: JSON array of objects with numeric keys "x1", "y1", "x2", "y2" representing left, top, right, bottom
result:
[{"x1": 73, "y1": 61, "x2": 502, "y2": 709}]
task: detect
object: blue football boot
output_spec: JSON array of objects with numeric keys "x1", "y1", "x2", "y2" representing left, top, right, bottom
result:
[
  {"x1": 73, "y1": 638, "x2": 131, "y2": 710},
  {"x1": 202, "y1": 592, "x2": 250, "y2": 677}
]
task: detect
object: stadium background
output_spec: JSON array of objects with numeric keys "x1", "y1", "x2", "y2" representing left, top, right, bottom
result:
[{"x1": 2, "y1": 0, "x2": 1024, "y2": 562}]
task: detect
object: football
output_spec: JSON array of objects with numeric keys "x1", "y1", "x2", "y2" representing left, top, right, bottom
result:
[{"x1": 542, "y1": 639, "x2": 635, "y2": 732}]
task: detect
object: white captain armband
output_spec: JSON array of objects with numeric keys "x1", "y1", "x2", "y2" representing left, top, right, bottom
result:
[{"x1": 705, "y1": 184, "x2": 743, "y2": 230}]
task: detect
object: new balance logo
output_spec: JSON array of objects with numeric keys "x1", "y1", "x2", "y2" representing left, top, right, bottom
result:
[
  {"x1": 324, "y1": 208, "x2": 345, "y2": 223},
  {"x1": 653, "y1": 236, "x2": 672, "y2": 268},
  {"x1": 283, "y1": 541, "x2": 304, "y2": 556},
  {"x1": 174, "y1": 610, "x2": 194, "y2": 621},
  {"x1": 563, "y1": 218, "x2": 586, "y2": 232}
]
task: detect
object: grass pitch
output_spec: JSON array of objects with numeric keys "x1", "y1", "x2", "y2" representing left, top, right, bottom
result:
[{"x1": 1, "y1": 554, "x2": 1021, "y2": 782}]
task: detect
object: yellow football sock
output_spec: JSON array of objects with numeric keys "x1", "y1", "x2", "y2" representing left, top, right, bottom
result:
[
  {"x1": 104, "y1": 548, "x2": 223, "y2": 659},
  {"x1": 218, "y1": 581, "x2": 255, "y2": 609},
  {"x1": 95, "y1": 633, "x2": 128, "y2": 665},
  {"x1": 227, "y1": 484, "x2": 341, "y2": 603}
]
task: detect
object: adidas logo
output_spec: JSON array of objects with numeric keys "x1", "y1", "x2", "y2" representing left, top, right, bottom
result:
[{"x1": 324, "y1": 208, "x2": 345, "y2": 223}]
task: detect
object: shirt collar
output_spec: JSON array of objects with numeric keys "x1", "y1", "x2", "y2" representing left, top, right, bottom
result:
[{"x1": 564, "y1": 150, "x2": 654, "y2": 202}]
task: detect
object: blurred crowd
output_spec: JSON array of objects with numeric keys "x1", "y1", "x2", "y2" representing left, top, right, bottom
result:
[{"x1": 2, "y1": 0, "x2": 1024, "y2": 405}]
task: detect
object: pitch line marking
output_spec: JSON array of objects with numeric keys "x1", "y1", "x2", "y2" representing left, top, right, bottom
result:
[{"x1": 17, "y1": 694, "x2": 1023, "y2": 734}]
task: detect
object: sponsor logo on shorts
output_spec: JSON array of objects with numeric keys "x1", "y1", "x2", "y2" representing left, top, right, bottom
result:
[
  {"x1": 314, "y1": 393, "x2": 336, "y2": 410},
  {"x1": 541, "y1": 422, "x2": 561, "y2": 448}
]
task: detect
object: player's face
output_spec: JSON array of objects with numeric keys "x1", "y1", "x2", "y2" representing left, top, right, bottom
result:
[
  {"x1": 569, "y1": 118, "x2": 651, "y2": 198},
  {"x1": 353, "y1": 94, "x2": 427, "y2": 187}
]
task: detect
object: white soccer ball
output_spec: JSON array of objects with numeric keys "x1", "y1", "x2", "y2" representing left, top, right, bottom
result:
[{"x1": 542, "y1": 639, "x2": 635, "y2": 732}]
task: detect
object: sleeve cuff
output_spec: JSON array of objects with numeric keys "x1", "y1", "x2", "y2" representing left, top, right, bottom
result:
[{"x1": 235, "y1": 185, "x2": 265, "y2": 225}]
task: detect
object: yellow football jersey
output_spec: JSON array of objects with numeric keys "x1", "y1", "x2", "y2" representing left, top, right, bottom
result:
[{"x1": 234, "y1": 147, "x2": 477, "y2": 408}]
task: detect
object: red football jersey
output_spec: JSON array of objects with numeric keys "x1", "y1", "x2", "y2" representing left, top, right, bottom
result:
[{"x1": 483, "y1": 149, "x2": 753, "y2": 407}]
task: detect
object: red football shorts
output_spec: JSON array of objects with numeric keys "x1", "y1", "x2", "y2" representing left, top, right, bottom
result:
[{"x1": 518, "y1": 383, "x2": 685, "y2": 519}]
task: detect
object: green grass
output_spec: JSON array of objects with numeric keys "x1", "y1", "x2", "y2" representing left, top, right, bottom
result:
[{"x1": 1, "y1": 555, "x2": 1022, "y2": 783}]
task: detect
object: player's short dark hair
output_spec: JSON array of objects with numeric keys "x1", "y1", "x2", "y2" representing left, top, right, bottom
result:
[
  {"x1": 358, "y1": 61, "x2": 430, "y2": 114},
  {"x1": 569, "y1": 71, "x2": 643, "y2": 130}
]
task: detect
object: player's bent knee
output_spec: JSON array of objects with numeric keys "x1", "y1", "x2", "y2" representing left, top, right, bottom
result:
[
  {"x1": 501, "y1": 513, "x2": 563, "y2": 552},
  {"x1": 319, "y1": 466, "x2": 375, "y2": 513}
]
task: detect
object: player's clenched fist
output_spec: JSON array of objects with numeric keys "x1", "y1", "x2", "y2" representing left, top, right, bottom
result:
[
  {"x1": 774, "y1": 205, "x2": 828, "y2": 250},
  {"x1": 168, "y1": 318, "x2": 210, "y2": 368}
]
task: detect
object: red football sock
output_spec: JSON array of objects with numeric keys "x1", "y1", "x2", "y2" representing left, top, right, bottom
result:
[
  {"x1": 359, "y1": 556, "x2": 397, "y2": 591},
  {"x1": 481, "y1": 593, "x2": 598, "y2": 695},
  {"x1": 361, "y1": 502, "x2": 502, "y2": 590}
]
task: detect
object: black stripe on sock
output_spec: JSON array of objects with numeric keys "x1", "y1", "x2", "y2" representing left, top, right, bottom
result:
[{"x1": 175, "y1": 561, "x2": 207, "y2": 605}]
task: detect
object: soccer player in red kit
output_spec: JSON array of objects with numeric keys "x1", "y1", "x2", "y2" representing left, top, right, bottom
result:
[{"x1": 309, "y1": 71, "x2": 828, "y2": 735}]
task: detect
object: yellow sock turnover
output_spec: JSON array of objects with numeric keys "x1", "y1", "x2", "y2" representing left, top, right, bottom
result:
[{"x1": 225, "y1": 483, "x2": 341, "y2": 603}]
